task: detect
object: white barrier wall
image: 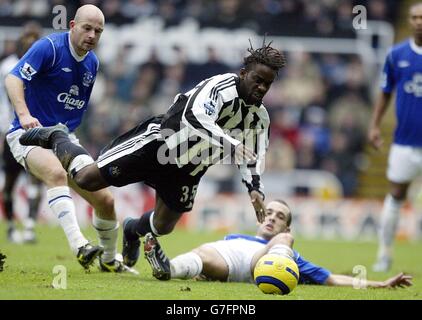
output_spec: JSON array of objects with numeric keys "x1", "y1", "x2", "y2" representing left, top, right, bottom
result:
[
  {"x1": 190, "y1": 194, "x2": 422, "y2": 241},
  {"x1": 0, "y1": 175, "x2": 147, "y2": 227}
]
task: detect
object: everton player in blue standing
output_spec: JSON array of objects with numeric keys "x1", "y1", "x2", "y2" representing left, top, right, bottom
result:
[
  {"x1": 368, "y1": 2, "x2": 422, "y2": 272},
  {"x1": 4, "y1": 4, "x2": 133, "y2": 273}
]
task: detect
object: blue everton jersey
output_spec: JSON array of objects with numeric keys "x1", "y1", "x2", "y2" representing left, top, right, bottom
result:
[
  {"x1": 293, "y1": 251, "x2": 331, "y2": 285},
  {"x1": 9, "y1": 32, "x2": 98, "y2": 133},
  {"x1": 382, "y1": 39, "x2": 422, "y2": 146},
  {"x1": 225, "y1": 234, "x2": 331, "y2": 284}
]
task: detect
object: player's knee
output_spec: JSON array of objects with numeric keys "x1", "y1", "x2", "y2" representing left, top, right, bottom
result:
[
  {"x1": 270, "y1": 233, "x2": 294, "y2": 247},
  {"x1": 389, "y1": 183, "x2": 409, "y2": 200},
  {"x1": 73, "y1": 166, "x2": 107, "y2": 192},
  {"x1": 193, "y1": 245, "x2": 228, "y2": 281},
  {"x1": 73, "y1": 173, "x2": 88, "y2": 189},
  {"x1": 73, "y1": 172, "x2": 102, "y2": 191},
  {"x1": 92, "y1": 191, "x2": 115, "y2": 213},
  {"x1": 101, "y1": 193, "x2": 114, "y2": 211},
  {"x1": 46, "y1": 166, "x2": 68, "y2": 185},
  {"x1": 390, "y1": 190, "x2": 406, "y2": 201},
  {"x1": 194, "y1": 246, "x2": 210, "y2": 266}
]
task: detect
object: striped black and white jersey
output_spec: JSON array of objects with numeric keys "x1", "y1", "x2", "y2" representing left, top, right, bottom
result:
[{"x1": 160, "y1": 73, "x2": 270, "y2": 197}]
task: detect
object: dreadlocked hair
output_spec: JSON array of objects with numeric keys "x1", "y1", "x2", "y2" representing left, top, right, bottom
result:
[{"x1": 244, "y1": 37, "x2": 286, "y2": 74}]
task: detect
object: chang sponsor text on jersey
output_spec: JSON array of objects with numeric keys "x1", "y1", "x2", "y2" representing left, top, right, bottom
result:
[
  {"x1": 57, "y1": 85, "x2": 86, "y2": 110},
  {"x1": 404, "y1": 73, "x2": 422, "y2": 97}
]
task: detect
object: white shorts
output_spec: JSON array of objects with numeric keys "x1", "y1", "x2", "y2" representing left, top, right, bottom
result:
[
  {"x1": 6, "y1": 128, "x2": 81, "y2": 169},
  {"x1": 205, "y1": 239, "x2": 265, "y2": 283},
  {"x1": 387, "y1": 144, "x2": 422, "y2": 183}
]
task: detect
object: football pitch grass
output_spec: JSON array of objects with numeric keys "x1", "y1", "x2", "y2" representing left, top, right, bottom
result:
[{"x1": 0, "y1": 224, "x2": 421, "y2": 300}]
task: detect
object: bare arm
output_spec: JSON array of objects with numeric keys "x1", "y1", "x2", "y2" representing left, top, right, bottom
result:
[
  {"x1": 367, "y1": 91, "x2": 392, "y2": 150},
  {"x1": 325, "y1": 272, "x2": 412, "y2": 289},
  {"x1": 4, "y1": 74, "x2": 41, "y2": 129}
]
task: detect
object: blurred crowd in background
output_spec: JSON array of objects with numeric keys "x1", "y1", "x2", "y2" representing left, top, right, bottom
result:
[
  {"x1": 0, "y1": 0, "x2": 398, "y2": 35},
  {"x1": 0, "y1": 0, "x2": 400, "y2": 197}
]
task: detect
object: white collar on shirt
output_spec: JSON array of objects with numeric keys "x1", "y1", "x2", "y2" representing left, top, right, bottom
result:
[
  {"x1": 68, "y1": 32, "x2": 88, "y2": 62},
  {"x1": 410, "y1": 38, "x2": 422, "y2": 55}
]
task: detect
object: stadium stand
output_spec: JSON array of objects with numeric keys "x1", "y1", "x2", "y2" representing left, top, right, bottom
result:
[{"x1": 0, "y1": 0, "x2": 399, "y2": 200}]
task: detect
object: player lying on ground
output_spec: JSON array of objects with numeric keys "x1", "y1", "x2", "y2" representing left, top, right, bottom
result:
[
  {"x1": 19, "y1": 39, "x2": 286, "y2": 276},
  {"x1": 144, "y1": 200, "x2": 412, "y2": 288}
]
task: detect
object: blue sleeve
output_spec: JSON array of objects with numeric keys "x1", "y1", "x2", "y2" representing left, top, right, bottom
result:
[
  {"x1": 9, "y1": 37, "x2": 54, "y2": 82},
  {"x1": 381, "y1": 50, "x2": 395, "y2": 93},
  {"x1": 294, "y1": 251, "x2": 331, "y2": 285}
]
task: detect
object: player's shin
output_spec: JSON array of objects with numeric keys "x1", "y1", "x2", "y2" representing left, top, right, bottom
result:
[
  {"x1": 93, "y1": 215, "x2": 118, "y2": 263},
  {"x1": 124, "y1": 210, "x2": 159, "y2": 239},
  {"x1": 170, "y1": 252, "x2": 203, "y2": 279},
  {"x1": 47, "y1": 186, "x2": 88, "y2": 254},
  {"x1": 377, "y1": 194, "x2": 402, "y2": 259},
  {"x1": 50, "y1": 132, "x2": 92, "y2": 173}
]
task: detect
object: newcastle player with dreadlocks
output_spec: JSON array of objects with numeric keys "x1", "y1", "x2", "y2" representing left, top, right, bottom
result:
[{"x1": 19, "y1": 39, "x2": 286, "y2": 278}]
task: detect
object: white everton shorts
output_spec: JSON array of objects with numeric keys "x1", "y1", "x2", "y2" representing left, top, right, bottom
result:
[
  {"x1": 6, "y1": 128, "x2": 81, "y2": 169},
  {"x1": 387, "y1": 144, "x2": 422, "y2": 183},
  {"x1": 205, "y1": 238, "x2": 265, "y2": 283}
]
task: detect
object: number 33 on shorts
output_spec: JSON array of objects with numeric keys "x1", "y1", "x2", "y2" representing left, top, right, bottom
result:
[{"x1": 180, "y1": 185, "x2": 198, "y2": 209}]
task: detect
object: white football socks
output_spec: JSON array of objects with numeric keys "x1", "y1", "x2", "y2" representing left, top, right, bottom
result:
[
  {"x1": 149, "y1": 211, "x2": 162, "y2": 236},
  {"x1": 93, "y1": 215, "x2": 119, "y2": 263},
  {"x1": 47, "y1": 186, "x2": 88, "y2": 254},
  {"x1": 23, "y1": 217, "x2": 35, "y2": 230},
  {"x1": 268, "y1": 244, "x2": 294, "y2": 260},
  {"x1": 377, "y1": 194, "x2": 403, "y2": 259},
  {"x1": 170, "y1": 252, "x2": 203, "y2": 279}
]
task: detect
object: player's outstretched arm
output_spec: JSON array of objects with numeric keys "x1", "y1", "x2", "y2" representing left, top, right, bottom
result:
[
  {"x1": 4, "y1": 74, "x2": 41, "y2": 129},
  {"x1": 249, "y1": 190, "x2": 266, "y2": 223},
  {"x1": 325, "y1": 272, "x2": 412, "y2": 288},
  {"x1": 380, "y1": 272, "x2": 413, "y2": 289}
]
